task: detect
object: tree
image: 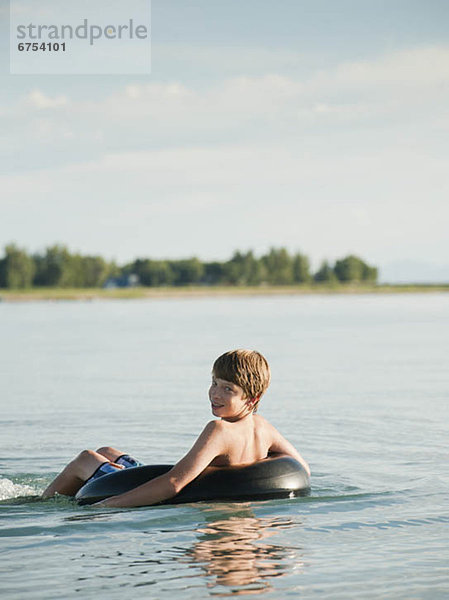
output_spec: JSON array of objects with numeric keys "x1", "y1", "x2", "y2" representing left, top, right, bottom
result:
[
  {"x1": 33, "y1": 245, "x2": 72, "y2": 286},
  {"x1": 313, "y1": 260, "x2": 338, "y2": 283},
  {"x1": 334, "y1": 255, "x2": 364, "y2": 282},
  {"x1": 223, "y1": 251, "x2": 266, "y2": 286},
  {"x1": 82, "y1": 256, "x2": 113, "y2": 287},
  {"x1": 171, "y1": 258, "x2": 204, "y2": 286},
  {"x1": 333, "y1": 255, "x2": 378, "y2": 283},
  {"x1": 292, "y1": 252, "x2": 311, "y2": 284},
  {"x1": 202, "y1": 262, "x2": 225, "y2": 285},
  {"x1": 33, "y1": 246, "x2": 115, "y2": 287},
  {"x1": 0, "y1": 244, "x2": 35, "y2": 288},
  {"x1": 132, "y1": 259, "x2": 174, "y2": 286},
  {"x1": 261, "y1": 248, "x2": 293, "y2": 285},
  {"x1": 0, "y1": 244, "x2": 378, "y2": 289},
  {"x1": 362, "y1": 263, "x2": 378, "y2": 283}
]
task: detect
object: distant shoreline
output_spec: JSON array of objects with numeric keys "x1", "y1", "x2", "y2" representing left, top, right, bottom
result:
[{"x1": 1, "y1": 284, "x2": 448, "y2": 302}]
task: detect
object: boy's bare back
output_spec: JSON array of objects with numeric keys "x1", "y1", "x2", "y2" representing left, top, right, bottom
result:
[{"x1": 208, "y1": 414, "x2": 307, "y2": 469}]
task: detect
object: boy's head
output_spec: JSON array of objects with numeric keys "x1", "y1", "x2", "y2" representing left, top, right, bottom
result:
[{"x1": 212, "y1": 349, "x2": 271, "y2": 412}]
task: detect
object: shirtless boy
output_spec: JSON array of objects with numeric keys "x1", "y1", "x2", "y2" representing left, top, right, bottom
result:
[{"x1": 42, "y1": 349, "x2": 310, "y2": 507}]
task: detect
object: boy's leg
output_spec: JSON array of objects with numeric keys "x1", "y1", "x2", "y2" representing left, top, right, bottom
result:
[
  {"x1": 95, "y1": 446, "x2": 124, "y2": 462},
  {"x1": 96, "y1": 446, "x2": 143, "y2": 468},
  {"x1": 42, "y1": 449, "x2": 118, "y2": 498}
]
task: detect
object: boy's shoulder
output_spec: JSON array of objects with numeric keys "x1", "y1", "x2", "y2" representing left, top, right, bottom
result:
[
  {"x1": 253, "y1": 413, "x2": 272, "y2": 428},
  {"x1": 203, "y1": 415, "x2": 275, "y2": 435},
  {"x1": 207, "y1": 415, "x2": 271, "y2": 425},
  {"x1": 202, "y1": 419, "x2": 227, "y2": 435},
  {"x1": 206, "y1": 418, "x2": 225, "y2": 428},
  {"x1": 253, "y1": 414, "x2": 282, "y2": 437}
]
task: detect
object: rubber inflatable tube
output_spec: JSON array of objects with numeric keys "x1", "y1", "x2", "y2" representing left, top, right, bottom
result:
[{"x1": 75, "y1": 455, "x2": 310, "y2": 506}]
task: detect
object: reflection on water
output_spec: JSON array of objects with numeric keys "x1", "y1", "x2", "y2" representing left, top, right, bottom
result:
[
  {"x1": 53, "y1": 504, "x2": 304, "y2": 597},
  {"x1": 186, "y1": 505, "x2": 304, "y2": 596},
  {"x1": 65, "y1": 510, "x2": 122, "y2": 523}
]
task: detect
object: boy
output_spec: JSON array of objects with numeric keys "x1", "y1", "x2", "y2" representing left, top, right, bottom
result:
[{"x1": 42, "y1": 349, "x2": 310, "y2": 507}]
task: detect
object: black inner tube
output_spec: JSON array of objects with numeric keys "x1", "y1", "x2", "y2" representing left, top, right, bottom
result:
[{"x1": 75, "y1": 455, "x2": 310, "y2": 506}]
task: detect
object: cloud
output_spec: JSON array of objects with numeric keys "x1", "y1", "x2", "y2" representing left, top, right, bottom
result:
[
  {"x1": 3, "y1": 44, "x2": 448, "y2": 173},
  {"x1": 71, "y1": 45, "x2": 449, "y2": 132},
  {"x1": 26, "y1": 90, "x2": 69, "y2": 109},
  {"x1": 331, "y1": 46, "x2": 449, "y2": 88},
  {"x1": 1, "y1": 44, "x2": 448, "y2": 271}
]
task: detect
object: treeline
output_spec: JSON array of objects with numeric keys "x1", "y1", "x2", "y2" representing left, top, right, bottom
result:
[{"x1": 0, "y1": 244, "x2": 378, "y2": 289}]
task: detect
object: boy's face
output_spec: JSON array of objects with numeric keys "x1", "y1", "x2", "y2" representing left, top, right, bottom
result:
[{"x1": 209, "y1": 375, "x2": 252, "y2": 421}]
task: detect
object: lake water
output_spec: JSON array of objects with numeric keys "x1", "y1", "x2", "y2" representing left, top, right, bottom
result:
[{"x1": 1, "y1": 293, "x2": 448, "y2": 599}]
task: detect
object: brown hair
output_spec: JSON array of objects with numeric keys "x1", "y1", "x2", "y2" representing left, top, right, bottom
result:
[{"x1": 212, "y1": 349, "x2": 271, "y2": 412}]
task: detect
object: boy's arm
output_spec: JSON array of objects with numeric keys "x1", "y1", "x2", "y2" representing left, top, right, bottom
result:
[
  {"x1": 96, "y1": 420, "x2": 226, "y2": 508},
  {"x1": 268, "y1": 425, "x2": 311, "y2": 477}
]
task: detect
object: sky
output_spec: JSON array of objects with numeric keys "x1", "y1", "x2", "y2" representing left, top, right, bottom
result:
[{"x1": 1, "y1": 0, "x2": 449, "y2": 282}]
